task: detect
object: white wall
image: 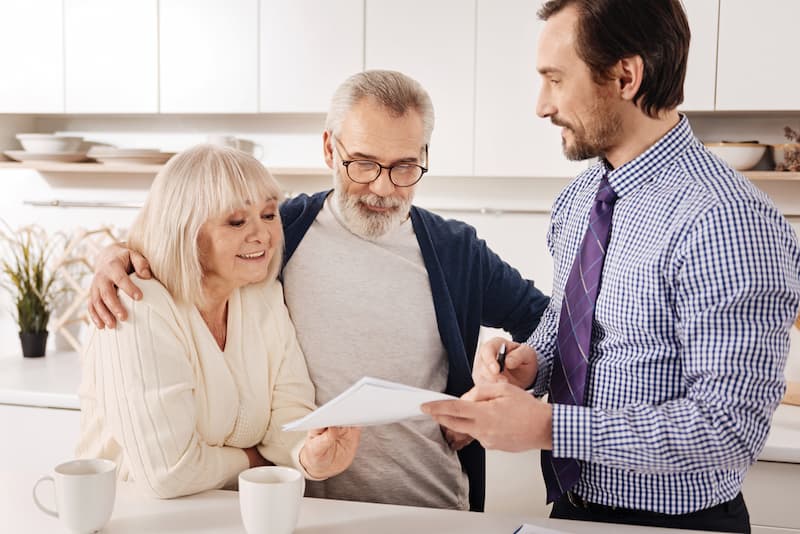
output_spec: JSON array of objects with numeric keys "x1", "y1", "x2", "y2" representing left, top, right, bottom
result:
[{"x1": 1, "y1": 113, "x2": 800, "y2": 518}]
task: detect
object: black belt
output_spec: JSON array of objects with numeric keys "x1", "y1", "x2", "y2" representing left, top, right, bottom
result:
[
  {"x1": 566, "y1": 491, "x2": 617, "y2": 512},
  {"x1": 565, "y1": 490, "x2": 743, "y2": 517}
]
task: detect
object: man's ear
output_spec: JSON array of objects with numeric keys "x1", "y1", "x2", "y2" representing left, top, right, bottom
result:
[
  {"x1": 613, "y1": 55, "x2": 644, "y2": 102},
  {"x1": 322, "y1": 130, "x2": 334, "y2": 170}
]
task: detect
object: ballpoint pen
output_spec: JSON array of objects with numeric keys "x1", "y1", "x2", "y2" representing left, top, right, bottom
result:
[{"x1": 496, "y1": 343, "x2": 507, "y2": 373}]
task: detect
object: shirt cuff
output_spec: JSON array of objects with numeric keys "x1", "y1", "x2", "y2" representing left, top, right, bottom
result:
[
  {"x1": 528, "y1": 346, "x2": 552, "y2": 397},
  {"x1": 552, "y1": 404, "x2": 592, "y2": 462}
]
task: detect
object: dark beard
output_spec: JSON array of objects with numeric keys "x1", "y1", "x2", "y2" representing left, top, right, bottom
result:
[{"x1": 558, "y1": 95, "x2": 621, "y2": 161}]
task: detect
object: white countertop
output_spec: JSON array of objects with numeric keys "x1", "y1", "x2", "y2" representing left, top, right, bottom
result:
[
  {"x1": 1, "y1": 350, "x2": 798, "y2": 463},
  {"x1": 0, "y1": 350, "x2": 80, "y2": 409},
  {"x1": 4, "y1": 470, "x2": 708, "y2": 534}
]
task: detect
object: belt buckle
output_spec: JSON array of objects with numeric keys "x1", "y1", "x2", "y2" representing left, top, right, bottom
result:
[{"x1": 567, "y1": 491, "x2": 588, "y2": 509}]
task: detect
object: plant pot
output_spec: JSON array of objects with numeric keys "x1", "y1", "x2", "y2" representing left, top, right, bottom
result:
[
  {"x1": 772, "y1": 143, "x2": 800, "y2": 171},
  {"x1": 19, "y1": 331, "x2": 48, "y2": 358}
]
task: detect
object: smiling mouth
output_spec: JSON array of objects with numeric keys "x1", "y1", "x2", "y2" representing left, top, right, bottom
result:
[
  {"x1": 237, "y1": 251, "x2": 266, "y2": 259},
  {"x1": 360, "y1": 201, "x2": 395, "y2": 213}
]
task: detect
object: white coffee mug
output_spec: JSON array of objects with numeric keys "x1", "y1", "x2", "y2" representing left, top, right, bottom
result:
[
  {"x1": 239, "y1": 466, "x2": 305, "y2": 534},
  {"x1": 236, "y1": 139, "x2": 265, "y2": 160},
  {"x1": 206, "y1": 134, "x2": 240, "y2": 149},
  {"x1": 33, "y1": 458, "x2": 116, "y2": 533}
]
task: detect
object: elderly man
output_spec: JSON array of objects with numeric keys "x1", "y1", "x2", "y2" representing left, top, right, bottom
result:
[
  {"x1": 423, "y1": 1, "x2": 800, "y2": 532},
  {"x1": 88, "y1": 70, "x2": 549, "y2": 511}
]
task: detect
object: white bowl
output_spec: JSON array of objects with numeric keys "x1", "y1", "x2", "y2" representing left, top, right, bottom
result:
[
  {"x1": 16, "y1": 133, "x2": 84, "y2": 154},
  {"x1": 704, "y1": 142, "x2": 767, "y2": 171}
]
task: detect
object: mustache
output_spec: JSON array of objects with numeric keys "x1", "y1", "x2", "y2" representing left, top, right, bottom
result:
[
  {"x1": 550, "y1": 117, "x2": 572, "y2": 129},
  {"x1": 357, "y1": 193, "x2": 403, "y2": 209}
]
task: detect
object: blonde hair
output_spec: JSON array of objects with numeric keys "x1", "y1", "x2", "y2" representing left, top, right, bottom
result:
[
  {"x1": 128, "y1": 144, "x2": 284, "y2": 307},
  {"x1": 325, "y1": 70, "x2": 435, "y2": 144}
]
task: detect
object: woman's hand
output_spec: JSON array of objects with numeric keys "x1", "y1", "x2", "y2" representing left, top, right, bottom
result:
[
  {"x1": 299, "y1": 426, "x2": 361, "y2": 479},
  {"x1": 244, "y1": 446, "x2": 272, "y2": 468}
]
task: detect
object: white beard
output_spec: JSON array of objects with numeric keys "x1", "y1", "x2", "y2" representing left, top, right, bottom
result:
[{"x1": 333, "y1": 171, "x2": 413, "y2": 240}]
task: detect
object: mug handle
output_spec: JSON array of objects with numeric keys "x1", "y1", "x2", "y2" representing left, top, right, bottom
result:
[{"x1": 32, "y1": 476, "x2": 58, "y2": 518}]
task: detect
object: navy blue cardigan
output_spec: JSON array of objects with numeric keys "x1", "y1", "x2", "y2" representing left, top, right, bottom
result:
[{"x1": 280, "y1": 190, "x2": 549, "y2": 511}]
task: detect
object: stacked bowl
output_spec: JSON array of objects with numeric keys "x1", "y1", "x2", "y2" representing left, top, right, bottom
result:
[{"x1": 4, "y1": 134, "x2": 89, "y2": 163}]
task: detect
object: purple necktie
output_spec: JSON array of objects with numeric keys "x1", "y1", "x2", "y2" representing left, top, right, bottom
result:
[{"x1": 541, "y1": 176, "x2": 617, "y2": 503}]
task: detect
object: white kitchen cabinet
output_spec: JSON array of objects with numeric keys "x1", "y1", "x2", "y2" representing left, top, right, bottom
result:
[
  {"x1": 64, "y1": 0, "x2": 158, "y2": 114},
  {"x1": 0, "y1": 404, "x2": 80, "y2": 473},
  {"x1": 260, "y1": 0, "x2": 363, "y2": 113},
  {"x1": 0, "y1": 0, "x2": 63, "y2": 113},
  {"x1": 680, "y1": 0, "x2": 719, "y2": 112},
  {"x1": 743, "y1": 460, "x2": 800, "y2": 531},
  {"x1": 716, "y1": 0, "x2": 800, "y2": 111},
  {"x1": 160, "y1": 0, "x2": 258, "y2": 113},
  {"x1": 474, "y1": 0, "x2": 586, "y2": 178},
  {"x1": 365, "y1": 0, "x2": 475, "y2": 176}
]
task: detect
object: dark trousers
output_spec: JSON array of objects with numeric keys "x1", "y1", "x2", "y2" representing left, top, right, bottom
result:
[{"x1": 551, "y1": 491, "x2": 751, "y2": 533}]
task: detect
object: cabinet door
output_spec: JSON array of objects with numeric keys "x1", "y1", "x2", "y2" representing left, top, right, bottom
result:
[
  {"x1": 160, "y1": 0, "x2": 258, "y2": 113},
  {"x1": 0, "y1": 405, "x2": 80, "y2": 472},
  {"x1": 0, "y1": 0, "x2": 63, "y2": 113},
  {"x1": 260, "y1": 0, "x2": 363, "y2": 113},
  {"x1": 64, "y1": 0, "x2": 158, "y2": 113},
  {"x1": 680, "y1": 0, "x2": 719, "y2": 112},
  {"x1": 743, "y1": 460, "x2": 800, "y2": 530},
  {"x1": 717, "y1": 0, "x2": 799, "y2": 111},
  {"x1": 474, "y1": 0, "x2": 586, "y2": 178},
  {"x1": 365, "y1": 0, "x2": 475, "y2": 176}
]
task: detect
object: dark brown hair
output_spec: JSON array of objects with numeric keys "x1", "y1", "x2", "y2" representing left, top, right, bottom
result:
[{"x1": 538, "y1": 0, "x2": 690, "y2": 117}]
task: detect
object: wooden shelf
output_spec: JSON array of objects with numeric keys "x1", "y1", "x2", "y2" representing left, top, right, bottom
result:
[
  {"x1": 1, "y1": 160, "x2": 798, "y2": 181},
  {"x1": 0, "y1": 160, "x2": 329, "y2": 177},
  {"x1": 743, "y1": 171, "x2": 800, "y2": 181}
]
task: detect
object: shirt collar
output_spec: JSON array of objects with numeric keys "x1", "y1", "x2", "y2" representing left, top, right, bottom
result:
[{"x1": 602, "y1": 114, "x2": 693, "y2": 198}]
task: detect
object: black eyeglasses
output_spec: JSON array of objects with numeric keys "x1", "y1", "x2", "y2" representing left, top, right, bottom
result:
[{"x1": 331, "y1": 134, "x2": 428, "y2": 187}]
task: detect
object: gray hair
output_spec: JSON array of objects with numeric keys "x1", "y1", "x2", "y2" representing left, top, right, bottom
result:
[
  {"x1": 325, "y1": 70, "x2": 435, "y2": 144},
  {"x1": 128, "y1": 144, "x2": 284, "y2": 307}
]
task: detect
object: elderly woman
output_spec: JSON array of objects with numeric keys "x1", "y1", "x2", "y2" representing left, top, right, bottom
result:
[{"x1": 76, "y1": 145, "x2": 359, "y2": 498}]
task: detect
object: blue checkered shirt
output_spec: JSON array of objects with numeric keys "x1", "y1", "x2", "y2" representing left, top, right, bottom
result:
[{"x1": 527, "y1": 116, "x2": 800, "y2": 514}]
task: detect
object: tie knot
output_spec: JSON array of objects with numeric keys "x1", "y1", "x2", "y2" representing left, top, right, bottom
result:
[{"x1": 595, "y1": 177, "x2": 618, "y2": 205}]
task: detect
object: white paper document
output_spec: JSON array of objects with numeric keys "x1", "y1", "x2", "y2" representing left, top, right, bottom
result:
[{"x1": 282, "y1": 377, "x2": 455, "y2": 431}]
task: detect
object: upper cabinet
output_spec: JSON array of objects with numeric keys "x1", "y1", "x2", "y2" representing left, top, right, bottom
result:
[
  {"x1": 160, "y1": 0, "x2": 259, "y2": 113},
  {"x1": 0, "y1": 0, "x2": 64, "y2": 113},
  {"x1": 260, "y1": 0, "x2": 363, "y2": 113},
  {"x1": 474, "y1": 0, "x2": 585, "y2": 178},
  {"x1": 716, "y1": 0, "x2": 798, "y2": 111},
  {"x1": 680, "y1": 0, "x2": 719, "y2": 112},
  {"x1": 64, "y1": 0, "x2": 158, "y2": 113},
  {"x1": 365, "y1": 0, "x2": 475, "y2": 176}
]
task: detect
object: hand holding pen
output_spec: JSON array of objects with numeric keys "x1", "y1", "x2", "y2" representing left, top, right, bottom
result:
[
  {"x1": 472, "y1": 337, "x2": 539, "y2": 389},
  {"x1": 496, "y1": 343, "x2": 507, "y2": 373}
]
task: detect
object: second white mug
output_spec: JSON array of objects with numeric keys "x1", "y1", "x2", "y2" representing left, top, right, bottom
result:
[
  {"x1": 206, "y1": 134, "x2": 240, "y2": 149},
  {"x1": 206, "y1": 135, "x2": 263, "y2": 159},
  {"x1": 239, "y1": 466, "x2": 305, "y2": 534}
]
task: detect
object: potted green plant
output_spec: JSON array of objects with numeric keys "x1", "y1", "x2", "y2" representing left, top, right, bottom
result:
[{"x1": 0, "y1": 225, "x2": 63, "y2": 357}]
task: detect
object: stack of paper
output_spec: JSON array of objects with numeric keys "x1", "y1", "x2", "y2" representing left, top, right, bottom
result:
[{"x1": 282, "y1": 377, "x2": 455, "y2": 431}]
